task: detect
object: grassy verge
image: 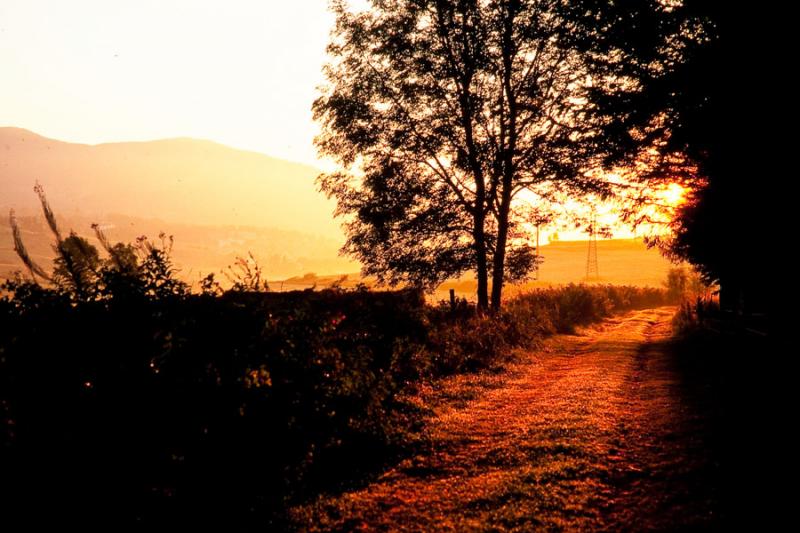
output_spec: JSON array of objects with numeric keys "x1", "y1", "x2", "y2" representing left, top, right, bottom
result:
[
  {"x1": 1, "y1": 278, "x2": 668, "y2": 528},
  {"x1": 425, "y1": 284, "x2": 669, "y2": 375}
]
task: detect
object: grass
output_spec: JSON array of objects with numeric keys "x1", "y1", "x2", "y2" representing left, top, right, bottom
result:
[
  {"x1": 1, "y1": 270, "x2": 671, "y2": 528},
  {"x1": 424, "y1": 284, "x2": 670, "y2": 377}
]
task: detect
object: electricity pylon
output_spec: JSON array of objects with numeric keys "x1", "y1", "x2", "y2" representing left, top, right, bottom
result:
[{"x1": 586, "y1": 212, "x2": 599, "y2": 280}]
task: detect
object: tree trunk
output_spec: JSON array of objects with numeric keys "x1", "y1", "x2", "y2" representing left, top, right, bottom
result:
[
  {"x1": 490, "y1": 226, "x2": 508, "y2": 312},
  {"x1": 490, "y1": 1, "x2": 518, "y2": 313},
  {"x1": 474, "y1": 209, "x2": 490, "y2": 312},
  {"x1": 490, "y1": 182, "x2": 513, "y2": 312}
]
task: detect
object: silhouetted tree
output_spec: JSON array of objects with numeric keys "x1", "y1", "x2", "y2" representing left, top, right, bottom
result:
[
  {"x1": 315, "y1": 0, "x2": 696, "y2": 310},
  {"x1": 618, "y1": 1, "x2": 777, "y2": 315}
]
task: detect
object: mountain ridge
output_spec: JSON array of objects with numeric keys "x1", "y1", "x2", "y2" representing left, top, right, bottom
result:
[
  {"x1": 0, "y1": 126, "x2": 338, "y2": 238},
  {"x1": 1, "y1": 127, "x2": 317, "y2": 165}
]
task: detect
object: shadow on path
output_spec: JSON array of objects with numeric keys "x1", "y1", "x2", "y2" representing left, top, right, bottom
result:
[{"x1": 290, "y1": 307, "x2": 770, "y2": 531}]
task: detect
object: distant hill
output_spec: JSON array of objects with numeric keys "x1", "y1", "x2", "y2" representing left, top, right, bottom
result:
[
  {"x1": 0, "y1": 127, "x2": 340, "y2": 238},
  {"x1": 0, "y1": 212, "x2": 357, "y2": 284}
]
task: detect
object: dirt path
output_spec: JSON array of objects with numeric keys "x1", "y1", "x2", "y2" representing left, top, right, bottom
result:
[{"x1": 290, "y1": 307, "x2": 720, "y2": 531}]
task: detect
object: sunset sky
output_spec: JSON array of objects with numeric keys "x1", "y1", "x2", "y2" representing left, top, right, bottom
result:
[
  {"x1": 1, "y1": 0, "x2": 335, "y2": 167},
  {"x1": 1, "y1": 0, "x2": 682, "y2": 243}
]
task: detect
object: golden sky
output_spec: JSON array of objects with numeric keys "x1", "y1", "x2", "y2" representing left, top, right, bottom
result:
[
  {"x1": 0, "y1": 0, "x2": 335, "y2": 167},
  {"x1": 0, "y1": 1, "x2": 684, "y2": 243}
]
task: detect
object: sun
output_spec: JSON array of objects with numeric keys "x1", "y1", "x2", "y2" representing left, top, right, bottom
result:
[{"x1": 661, "y1": 182, "x2": 687, "y2": 207}]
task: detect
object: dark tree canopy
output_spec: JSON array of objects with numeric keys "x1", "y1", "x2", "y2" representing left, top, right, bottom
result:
[
  {"x1": 634, "y1": 1, "x2": 779, "y2": 314},
  {"x1": 316, "y1": 0, "x2": 699, "y2": 310}
]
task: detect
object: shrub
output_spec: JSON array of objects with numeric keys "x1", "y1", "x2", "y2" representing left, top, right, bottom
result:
[
  {"x1": 664, "y1": 266, "x2": 710, "y2": 303},
  {"x1": 425, "y1": 284, "x2": 669, "y2": 376},
  {"x1": 0, "y1": 279, "x2": 427, "y2": 528},
  {"x1": 1, "y1": 270, "x2": 668, "y2": 527}
]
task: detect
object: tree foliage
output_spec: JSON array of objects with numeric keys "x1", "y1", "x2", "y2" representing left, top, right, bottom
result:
[
  {"x1": 315, "y1": 0, "x2": 698, "y2": 310},
  {"x1": 629, "y1": 1, "x2": 776, "y2": 313}
]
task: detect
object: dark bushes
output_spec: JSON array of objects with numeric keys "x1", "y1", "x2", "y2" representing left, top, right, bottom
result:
[
  {"x1": 3, "y1": 187, "x2": 674, "y2": 527},
  {"x1": 0, "y1": 283, "x2": 427, "y2": 529},
  {"x1": 1, "y1": 273, "x2": 668, "y2": 528},
  {"x1": 425, "y1": 285, "x2": 669, "y2": 375}
]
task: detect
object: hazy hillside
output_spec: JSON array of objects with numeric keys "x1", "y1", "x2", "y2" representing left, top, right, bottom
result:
[
  {"x1": 0, "y1": 127, "x2": 340, "y2": 238},
  {"x1": 0, "y1": 212, "x2": 357, "y2": 284}
]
